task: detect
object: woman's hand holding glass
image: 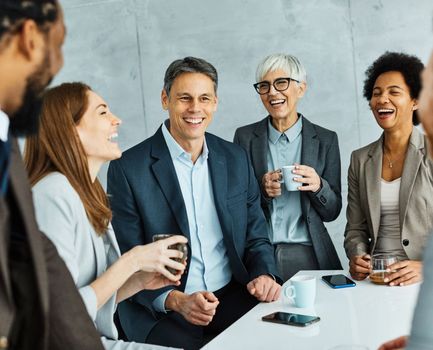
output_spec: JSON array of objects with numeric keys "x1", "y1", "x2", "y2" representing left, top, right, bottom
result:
[
  {"x1": 384, "y1": 260, "x2": 422, "y2": 286},
  {"x1": 129, "y1": 235, "x2": 188, "y2": 287},
  {"x1": 349, "y1": 254, "x2": 371, "y2": 280}
]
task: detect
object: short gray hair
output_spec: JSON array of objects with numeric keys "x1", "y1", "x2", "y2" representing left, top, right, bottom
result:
[
  {"x1": 164, "y1": 56, "x2": 218, "y2": 96},
  {"x1": 256, "y1": 53, "x2": 307, "y2": 83}
]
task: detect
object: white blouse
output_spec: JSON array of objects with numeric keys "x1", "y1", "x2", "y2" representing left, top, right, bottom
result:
[{"x1": 375, "y1": 177, "x2": 408, "y2": 260}]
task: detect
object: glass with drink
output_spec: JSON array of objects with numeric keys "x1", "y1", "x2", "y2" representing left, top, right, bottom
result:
[
  {"x1": 152, "y1": 234, "x2": 188, "y2": 274},
  {"x1": 369, "y1": 254, "x2": 398, "y2": 285}
]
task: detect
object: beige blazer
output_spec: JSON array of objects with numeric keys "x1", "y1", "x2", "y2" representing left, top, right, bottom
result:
[{"x1": 344, "y1": 128, "x2": 433, "y2": 260}]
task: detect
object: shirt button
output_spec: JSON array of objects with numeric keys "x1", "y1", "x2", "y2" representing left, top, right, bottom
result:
[
  {"x1": 0, "y1": 336, "x2": 8, "y2": 349},
  {"x1": 402, "y1": 239, "x2": 409, "y2": 246}
]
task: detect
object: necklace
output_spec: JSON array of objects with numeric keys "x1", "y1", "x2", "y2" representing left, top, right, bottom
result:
[
  {"x1": 383, "y1": 149, "x2": 393, "y2": 168},
  {"x1": 383, "y1": 147, "x2": 406, "y2": 169}
]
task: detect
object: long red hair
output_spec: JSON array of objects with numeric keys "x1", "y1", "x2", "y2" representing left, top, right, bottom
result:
[{"x1": 24, "y1": 82, "x2": 111, "y2": 234}]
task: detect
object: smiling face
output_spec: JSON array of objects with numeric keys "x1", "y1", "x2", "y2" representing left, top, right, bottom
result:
[
  {"x1": 259, "y1": 69, "x2": 306, "y2": 127},
  {"x1": 76, "y1": 90, "x2": 122, "y2": 164},
  {"x1": 161, "y1": 72, "x2": 217, "y2": 151},
  {"x1": 370, "y1": 71, "x2": 418, "y2": 131}
]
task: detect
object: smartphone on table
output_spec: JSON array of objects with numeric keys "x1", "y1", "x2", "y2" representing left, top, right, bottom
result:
[
  {"x1": 262, "y1": 312, "x2": 320, "y2": 327},
  {"x1": 321, "y1": 274, "x2": 356, "y2": 289}
]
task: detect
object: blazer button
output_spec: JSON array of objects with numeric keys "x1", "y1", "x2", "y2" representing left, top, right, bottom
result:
[
  {"x1": 402, "y1": 239, "x2": 409, "y2": 246},
  {"x1": 0, "y1": 336, "x2": 8, "y2": 349}
]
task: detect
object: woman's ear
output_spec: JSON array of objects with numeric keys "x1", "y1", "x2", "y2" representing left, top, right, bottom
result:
[{"x1": 297, "y1": 81, "x2": 307, "y2": 98}]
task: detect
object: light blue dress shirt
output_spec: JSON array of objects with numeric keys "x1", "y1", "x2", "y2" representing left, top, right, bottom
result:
[
  {"x1": 153, "y1": 123, "x2": 232, "y2": 312},
  {"x1": 267, "y1": 115, "x2": 310, "y2": 244},
  {"x1": 0, "y1": 110, "x2": 9, "y2": 142}
]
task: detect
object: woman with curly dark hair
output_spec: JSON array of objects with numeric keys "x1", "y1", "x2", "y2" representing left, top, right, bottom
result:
[{"x1": 344, "y1": 52, "x2": 433, "y2": 286}]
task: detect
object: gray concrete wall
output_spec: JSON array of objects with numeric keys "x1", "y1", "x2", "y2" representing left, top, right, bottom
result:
[{"x1": 55, "y1": 0, "x2": 433, "y2": 266}]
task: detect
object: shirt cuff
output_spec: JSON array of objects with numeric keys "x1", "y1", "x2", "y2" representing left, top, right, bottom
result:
[{"x1": 152, "y1": 289, "x2": 173, "y2": 314}]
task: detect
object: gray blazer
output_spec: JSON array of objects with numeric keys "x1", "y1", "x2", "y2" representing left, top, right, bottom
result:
[
  {"x1": 407, "y1": 233, "x2": 433, "y2": 349},
  {"x1": 32, "y1": 172, "x2": 173, "y2": 350},
  {"x1": 344, "y1": 128, "x2": 433, "y2": 260},
  {"x1": 233, "y1": 115, "x2": 342, "y2": 269}
]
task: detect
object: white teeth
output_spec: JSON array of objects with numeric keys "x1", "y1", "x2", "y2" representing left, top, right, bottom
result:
[
  {"x1": 185, "y1": 118, "x2": 203, "y2": 124},
  {"x1": 108, "y1": 133, "x2": 118, "y2": 141},
  {"x1": 377, "y1": 108, "x2": 394, "y2": 113},
  {"x1": 270, "y1": 99, "x2": 285, "y2": 105}
]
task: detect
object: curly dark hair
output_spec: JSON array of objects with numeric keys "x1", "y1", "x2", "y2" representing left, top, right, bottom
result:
[
  {"x1": 363, "y1": 52, "x2": 424, "y2": 125},
  {"x1": 0, "y1": 0, "x2": 58, "y2": 39}
]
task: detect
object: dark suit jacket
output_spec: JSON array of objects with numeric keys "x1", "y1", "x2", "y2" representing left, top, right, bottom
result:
[
  {"x1": 233, "y1": 116, "x2": 342, "y2": 270},
  {"x1": 107, "y1": 126, "x2": 279, "y2": 342},
  {"x1": 0, "y1": 139, "x2": 103, "y2": 350}
]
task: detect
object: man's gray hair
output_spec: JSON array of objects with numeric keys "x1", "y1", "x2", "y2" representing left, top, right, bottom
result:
[
  {"x1": 164, "y1": 56, "x2": 218, "y2": 96},
  {"x1": 256, "y1": 53, "x2": 307, "y2": 83}
]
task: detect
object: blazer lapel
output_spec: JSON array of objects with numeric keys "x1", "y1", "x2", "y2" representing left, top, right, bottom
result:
[
  {"x1": 106, "y1": 224, "x2": 121, "y2": 258},
  {"x1": 399, "y1": 128, "x2": 424, "y2": 228},
  {"x1": 207, "y1": 136, "x2": 228, "y2": 230},
  {"x1": 206, "y1": 136, "x2": 241, "y2": 263},
  {"x1": 8, "y1": 139, "x2": 49, "y2": 314},
  {"x1": 150, "y1": 129, "x2": 191, "y2": 240},
  {"x1": 365, "y1": 137, "x2": 383, "y2": 237},
  {"x1": 300, "y1": 117, "x2": 319, "y2": 213},
  {"x1": 0, "y1": 199, "x2": 12, "y2": 304},
  {"x1": 251, "y1": 118, "x2": 269, "y2": 177}
]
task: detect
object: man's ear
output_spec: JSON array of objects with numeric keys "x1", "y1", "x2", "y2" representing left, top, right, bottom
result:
[
  {"x1": 161, "y1": 89, "x2": 169, "y2": 110},
  {"x1": 213, "y1": 95, "x2": 218, "y2": 112},
  {"x1": 412, "y1": 99, "x2": 419, "y2": 111},
  {"x1": 17, "y1": 19, "x2": 45, "y2": 62}
]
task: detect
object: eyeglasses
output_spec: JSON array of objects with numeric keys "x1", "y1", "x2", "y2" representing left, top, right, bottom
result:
[{"x1": 253, "y1": 77, "x2": 299, "y2": 95}]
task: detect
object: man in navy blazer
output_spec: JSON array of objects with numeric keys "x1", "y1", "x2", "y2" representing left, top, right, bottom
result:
[{"x1": 107, "y1": 57, "x2": 281, "y2": 350}]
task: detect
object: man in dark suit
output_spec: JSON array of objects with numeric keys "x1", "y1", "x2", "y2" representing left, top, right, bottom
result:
[
  {"x1": 107, "y1": 56, "x2": 281, "y2": 350},
  {"x1": 0, "y1": 1, "x2": 104, "y2": 349},
  {"x1": 234, "y1": 53, "x2": 342, "y2": 281}
]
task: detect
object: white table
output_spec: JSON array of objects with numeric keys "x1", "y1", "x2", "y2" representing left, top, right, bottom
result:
[{"x1": 202, "y1": 270, "x2": 420, "y2": 350}]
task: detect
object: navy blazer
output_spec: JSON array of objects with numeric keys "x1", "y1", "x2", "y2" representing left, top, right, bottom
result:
[
  {"x1": 234, "y1": 116, "x2": 342, "y2": 270},
  {"x1": 107, "y1": 126, "x2": 278, "y2": 342}
]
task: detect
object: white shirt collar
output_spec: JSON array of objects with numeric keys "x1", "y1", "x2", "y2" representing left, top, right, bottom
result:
[{"x1": 0, "y1": 109, "x2": 10, "y2": 142}]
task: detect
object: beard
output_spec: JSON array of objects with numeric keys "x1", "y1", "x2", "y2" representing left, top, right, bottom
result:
[{"x1": 10, "y1": 53, "x2": 53, "y2": 137}]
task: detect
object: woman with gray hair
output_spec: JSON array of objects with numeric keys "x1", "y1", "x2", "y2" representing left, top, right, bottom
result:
[{"x1": 234, "y1": 53, "x2": 342, "y2": 281}]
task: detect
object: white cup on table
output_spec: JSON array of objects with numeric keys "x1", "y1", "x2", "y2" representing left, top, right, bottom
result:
[{"x1": 284, "y1": 275, "x2": 316, "y2": 308}]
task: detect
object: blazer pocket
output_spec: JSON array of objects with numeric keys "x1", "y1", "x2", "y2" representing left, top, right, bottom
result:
[{"x1": 227, "y1": 191, "x2": 247, "y2": 207}]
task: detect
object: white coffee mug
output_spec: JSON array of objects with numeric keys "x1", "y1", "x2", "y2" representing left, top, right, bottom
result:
[
  {"x1": 280, "y1": 165, "x2": 300, "y2": 191},
  {"x1": 284, "y1": 275, "x2": 316, "y2": 308}
]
